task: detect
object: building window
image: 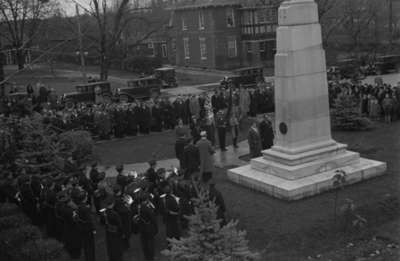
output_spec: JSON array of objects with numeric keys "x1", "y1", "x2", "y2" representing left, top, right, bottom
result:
[
  {"x1": 199, "y1": 10, "x2": 205, "y2": 30},
  {"x1": 183, "y1": 38, "x2": 190, "y2": 59},
  {"x1": 148, "y1": 41, "x2": 154, "y2": 56},
  {"x1": 199, "y1": 37, "x2": 207, "y2": 60},
  {"x1": 182, "y1": 17, "x2": 187, "y2": 30},
  {"x1": 226, "y1": 8, "x2": 235, "y2": 27},
  {"x1": 161, "y1": 43, "x2": 168, "y2": 58},
  {"x1": 227, "y1": 37, "x2": 237, "y2": 58},
  {"x1": 247, "y1": 42, "x2": 252, "y2": 53}
]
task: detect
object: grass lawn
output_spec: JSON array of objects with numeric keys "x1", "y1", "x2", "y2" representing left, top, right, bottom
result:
[{"x1": 92, "y1": 121, "x2": 400, "y2": 261}]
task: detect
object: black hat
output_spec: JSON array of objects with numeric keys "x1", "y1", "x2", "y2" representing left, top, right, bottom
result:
[
  {"x1": 56, "y1": 191, "x2": 70, "y2": 203},
  {"x1": 116, "y1": 164, "x2": 124, "y2": 172},
  {"x1": 71, "y1": 187, "x2": 87, "y2": 204}
]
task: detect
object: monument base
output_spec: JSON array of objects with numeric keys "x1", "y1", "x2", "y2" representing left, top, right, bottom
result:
[{"x1": 228, "y1": 156, "x2": 386, "y2": 201}]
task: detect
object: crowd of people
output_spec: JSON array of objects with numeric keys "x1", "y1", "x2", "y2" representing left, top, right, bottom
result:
[
  {"x1": 1, "y1": 75, "x2": 399, "y2": 261},
  {"x1": 0, "y1": 82, "x2": 275, "y2": 141},
  {"x1": 328, "y1": 79, "x2": 400, "y2": 123},
  {"x1": 0, "y1": 156, "x2": 226, "y2": 261}
]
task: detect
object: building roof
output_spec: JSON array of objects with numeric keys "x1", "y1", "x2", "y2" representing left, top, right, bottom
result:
[
  {"x1": 173, "y1": 0, "x2": 241, "y2": 10},
  {"x1": 172, "y1": 0, "x2": 281, "y2": 10}
]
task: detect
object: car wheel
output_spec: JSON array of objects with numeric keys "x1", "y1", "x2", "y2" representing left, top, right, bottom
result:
[{"x1": 119, "y1": 94, "x2": 129, "y2": 103}]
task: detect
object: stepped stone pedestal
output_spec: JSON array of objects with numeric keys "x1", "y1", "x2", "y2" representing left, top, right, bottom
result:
[{"x1": 228, "y1": 0, "x2": 386, "y2": 200}]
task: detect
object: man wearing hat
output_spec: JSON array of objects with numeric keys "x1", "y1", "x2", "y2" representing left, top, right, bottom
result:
[
  {"x1": 182, "y1": 137, "x2": 200, "y2": 180},
  {"x1": 196, "y1": 131, "x2": 215, "y2": 180}
]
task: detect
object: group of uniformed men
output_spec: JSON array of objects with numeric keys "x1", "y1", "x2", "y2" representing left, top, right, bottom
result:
[{"x1": 0, "y1": 158, "x2": 225, "y2": 261}]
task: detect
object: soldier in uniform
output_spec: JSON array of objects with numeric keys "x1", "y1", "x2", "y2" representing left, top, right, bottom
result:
[
  {"x1": 100, "y1": 196, "x2": 125, "y2": 261},
  {"x1": 113, "y1": 185, "x2": 132, "y2": 250},
  {"x1": 161, "y1": 183, "x2": 181, "y2": 242},
  {"x1": 73, "y1": 188, "x2": 96, "y2": 261},
  {"x1": 136, "y1": 192, "x2": 158, "y2": 261}
]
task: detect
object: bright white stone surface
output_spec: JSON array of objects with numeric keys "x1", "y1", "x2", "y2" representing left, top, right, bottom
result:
[
  {"x1": 227, "y1": 0, "x2": 387, "y2": 200},
  {"x1": 228, "y1": 159, "x2": 387, "y2": 201}
]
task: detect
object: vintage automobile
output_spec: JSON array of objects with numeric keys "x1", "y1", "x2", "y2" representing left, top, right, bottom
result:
[
  {"x1": 7, "y1": 92, "x2": 29, "y2": 103},
  {"x1": 220, "y1": 66, "x2": 265, "y2": 88},
  {"x1": 154, "y1": 67, "x2": 178, "y2": 88},
  {"x1": 62, "y1": 81, "x2": 112, "y2": 106},
  {"x1": 374, "y1": 55, "x2": 400, "y2": 75},
  {"x1": 335, "y1": 59, "x2": 366, "y2": 80},
  {"x1": 117, "y1": 76, "x2": 162, "y2": 102}
]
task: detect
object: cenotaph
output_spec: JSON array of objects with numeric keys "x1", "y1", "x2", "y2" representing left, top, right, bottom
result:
[{"x1": 228, "y1": 0, "x2": 386, "y2": 200}]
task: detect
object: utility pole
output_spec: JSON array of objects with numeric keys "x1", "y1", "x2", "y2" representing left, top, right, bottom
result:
[
  {"x1": 76, "y1": 4, "x2": 87, "y2": 81},
  {"x1": 388, "y1": 0, "x2": 393, "y2": 48},
  {"x1": 0, "y1": 39, "x2": 5, "y2": 97}
]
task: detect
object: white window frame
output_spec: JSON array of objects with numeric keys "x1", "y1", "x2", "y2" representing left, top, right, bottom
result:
[
  {"x1": 227, "y1": 38, "x2": 237, "y2": 58},
  {"x1": 199, "y1": 10, "x2": 205, "y2": 30},
  {"x1": 148, "y1": 41, "x2": 154, "y2": 56},
  {"x1": 226, "y1": 8, "x2": 235, "y2": 28},
  {"x1": 161, "y1": 43, "x2": 168, "y2": 58},
  {"x1": 183, "y1": 37, "x2": 190, "y2": 59},
  {"x1": 182, "y1": 17, "x2": 187, "y2": 31},
  {"x1": 199, "y1": 37, "x2": 207, "y2": 60}
]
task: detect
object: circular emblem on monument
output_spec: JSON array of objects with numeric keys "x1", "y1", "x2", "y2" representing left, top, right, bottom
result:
[{"x1": 279, "y1": 122, "x2": 288, "y2": 135}]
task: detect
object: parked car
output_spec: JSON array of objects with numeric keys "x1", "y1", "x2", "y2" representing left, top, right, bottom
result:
[
  {"x1": 154, "y1": 67, "x2": 178, "y2": 88},
  {"x1": 335, "y1": 59, "x2": 366, "y2": 80},
  {"x1": 7, "y1": 92, "x2": 29, "y2": 103},
  {"x1": 117, "y1": 76, "x2": 161, "y2": 102},
  {"x1": 374, "y1": 55, "x2": 400, "y2": 75},
  {"x1": 62, "y1": 81, "x2": 112, "y2": 106},
  {"x1": 220, "y1": 66, "x2": 264, "y2": 88}
]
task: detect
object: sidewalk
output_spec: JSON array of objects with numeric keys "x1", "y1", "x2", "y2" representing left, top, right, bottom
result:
[{"x1": 101, "y1": 140, "x2": 249, "y2": 178}]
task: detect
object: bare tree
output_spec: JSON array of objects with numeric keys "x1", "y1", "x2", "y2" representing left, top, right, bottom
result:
[
  {"x1": 341, "y1": 0, "x2": 380, "y2": 55},
  {"x1": 0, "y1": 0, "x2": 57, "y2": 69},
  {"x1": 72, "y1": 0, "x2": 170, "y2": 80}
]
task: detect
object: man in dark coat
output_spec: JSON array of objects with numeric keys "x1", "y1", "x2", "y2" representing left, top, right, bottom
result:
[
  {"x1": 137, "y1": 192, "x2": 158, "y2": 261},
  {"x1": 113, "y1": 185, "x2": 132, "y2": 250},
  {"x1": 73, "y1": 188, "x2": 96, "y2": 261},
  {"x1": 258, "y1": 115, "x2": 274, "y2": 150},
  {"x1": 182, "y1": 138, "x2": 200, "y2": 180},
  {"x1": 126, "y1": 105, "x2": 138, "y2": 136},
  {"x1": 151, "y1": 103, "x2": 163, "y2": 132},
  {"x1": 175, "y1": 135, "x2": 187, "y2": 169},
  {"x1": 248, "y1": 121, "x2": 262, "y2": 158},
  {"x1": 215, "y1": 110, "x2": 227, "y2": 151},
  {"x1": 145, "y1": 160, "x2": 158, "y2": 194},
  {"x1": 101, "y1": 196, "x2": 125, "y2": 261},
  {"x1": 161, "y1": 183, "x2": 181, "y2": 241}
]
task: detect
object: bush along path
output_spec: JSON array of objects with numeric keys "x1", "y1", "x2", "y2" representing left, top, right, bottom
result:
[{"x1": 0, "y1": 203, "x2": 66, "y2": 261}]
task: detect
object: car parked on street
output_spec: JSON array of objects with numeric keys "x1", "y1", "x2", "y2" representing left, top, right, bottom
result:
[
  {"x1": 117, "y1": 77, "x2": 161, "y2": 102},
  {"x1": 62, "y1": 81, "x2": 112, "y2": 107}
]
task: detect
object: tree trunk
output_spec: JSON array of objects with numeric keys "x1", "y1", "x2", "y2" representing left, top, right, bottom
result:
[
  {"x1": 16, "y1": 48, "x2": 25, "y2": 70},
  {"x1": 0, "y1": 44, "x2": 4, "y2": 97}
]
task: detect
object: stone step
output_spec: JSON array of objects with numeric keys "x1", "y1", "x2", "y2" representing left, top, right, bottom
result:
[{"x1": 251, "y1": 150, "x2": 361, "y2": 180}]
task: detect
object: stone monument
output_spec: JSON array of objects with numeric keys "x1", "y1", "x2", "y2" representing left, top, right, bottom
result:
[{"x1": 228, "y1": 0, "x2": 386, "y2": 200}]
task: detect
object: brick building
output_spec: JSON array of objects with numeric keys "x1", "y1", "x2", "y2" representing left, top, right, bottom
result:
[{"x1": 171, "y1": 0, "x2": 281, "y2": 70}]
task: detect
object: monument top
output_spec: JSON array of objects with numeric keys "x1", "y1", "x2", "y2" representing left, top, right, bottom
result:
[{"x1": 279, "y1": 0, "x2": 319, "y2": 26}]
